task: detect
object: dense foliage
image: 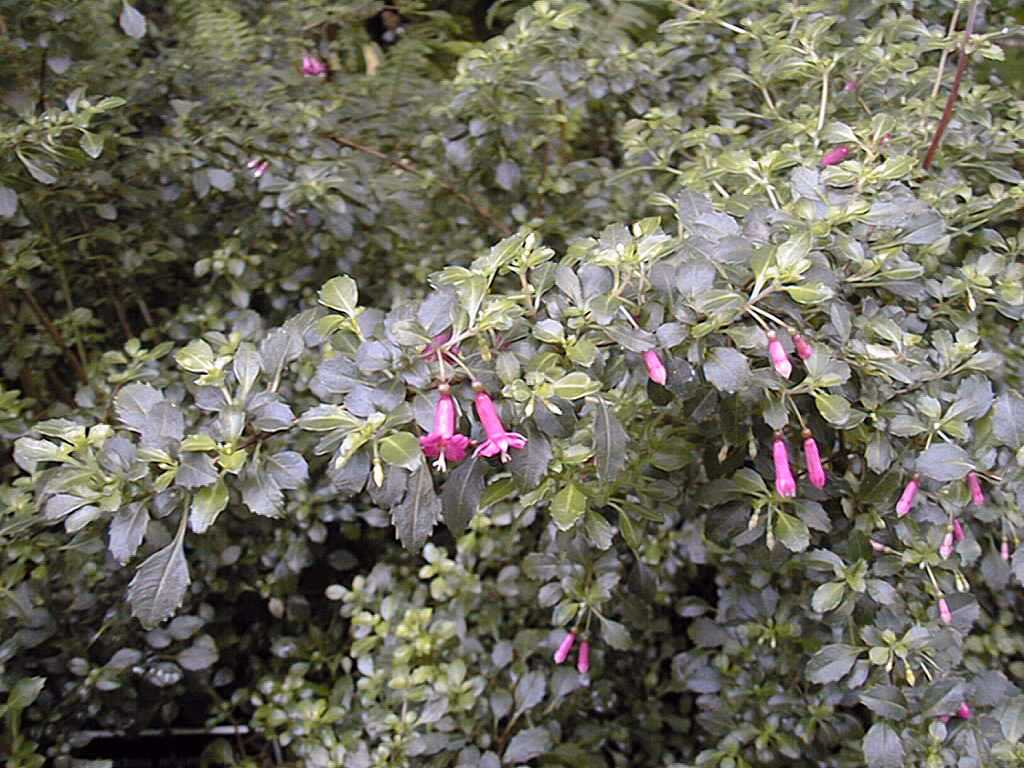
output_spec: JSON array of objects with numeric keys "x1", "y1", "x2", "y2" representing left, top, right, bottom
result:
[{"x1": 2, "y1": 1, "x2": 1024, "y2": 766}]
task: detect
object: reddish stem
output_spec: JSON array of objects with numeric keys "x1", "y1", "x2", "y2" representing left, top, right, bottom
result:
[{"x1": 923, "y1": 0, "x2": 979, "y2": 170}]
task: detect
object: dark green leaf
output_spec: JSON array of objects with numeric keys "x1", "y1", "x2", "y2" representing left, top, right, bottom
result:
[{"x1": 392, "y1": 464, "x2": 440, "y2": 551}]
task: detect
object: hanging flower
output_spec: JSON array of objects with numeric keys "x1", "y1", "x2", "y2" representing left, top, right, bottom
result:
[
  {"x1": 419, "y1": 386, "x2": 472, "y2": 470},
  {"x1": 939, "y1": 529, "x2": 955, "y2": 559},
  {"x1": 246, "y1": 158, "x2": 269, "y2": 179},
  {"x1": 792, "y1": 333, "x2": 814, "y2": 361},
  {"x1": 958, "y1": 702, "x2": 972, "y2": 720},
  {"x1": 966, "y1": 471, "x2": 985, "y2": 506},
  {"x1": 802, "y1": 429, "x2": 827, "y2": 489},
  {"x1": 576, "y1": 639, "x2": 591, "y2": 674},
  {"x1": 843, "y1": 79, "x2": 859, "y2": 93},
  {"x1": 643, "y1": 349, "x2": 667, "y2": 385},
  {"x1": 472, "y1": 384, "x2": 527, "y2": 462},
  {"x1": 952, "y1": 518, "x2": 965, "y2": 543},
  {"x1": 766, "y1": 331, "x2": 792, "y2": 379},
  {"x1": 896, "y1": 474, "x2": 920, "y2": 517},
  {"x1": 773, "y1": 433, "x2": 796, "y2": 498},
  {"x1": 302, "y1": 54, "x2": 327, "y2": 77},
  {"x1": 938, "y1": 597, "x2": 953, "y2": 625},
  {"x1": 1002, "y1": 540, "x2": 1011, "y2": 561},
  {"x1": 553, "y1": 630, "x2": 576, "y2": 664},
  {"x1": 821, "y1": 145, "x2": 851, "y2": 166},
  {"x1": 870, "y1": 539, "x2": 888, "y2": 553}
]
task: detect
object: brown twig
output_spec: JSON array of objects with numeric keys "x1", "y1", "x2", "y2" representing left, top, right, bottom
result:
[
  {"x1": 327, "y1": 134, "x2": 513, "y2": 236},
  {"x1": 19, "y1": 286, "x2": 88, "y2": 383},
  {"x1": 923, "y1": 0, "x2": 980, "y2": 171}
]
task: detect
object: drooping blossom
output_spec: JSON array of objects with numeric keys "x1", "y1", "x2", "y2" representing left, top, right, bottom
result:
[
  {"x1": 247, "y1": 158, "x2": 269, "y2": 179},
  {"x1": 792, "y1": 333, "x2": 814, "y2": 361},
  {"x1": 419, "y1": 387, "x2": 472, "y2": 470},
  {"x1": 938, "y1": 597, "x2": 953, "y2": 625},
  {"x1": 966, "y1": 471, "x2": 985, "y2": 506},
  {"x1": 553, "y1": 631, "x2": 576, "y2": 665},
  {"x1": 821, "y1": 145, "x2": 851, "y2": 166},
  {"x1": 1002, "y1": 540, "x2": 1011, "y2": 561},
  {"x1": 870, "y1": 539, "x2": 888, "y2": 554},
  {"x1": 766, "y1": 331, "x2": 792, "y2": 379},
  {"x1": 843, "y1": 79, "x2": 859, "y2": 93},
  {"x1": 952, "y1": 518, "x2": 965, "y2": 543},
  {"x1": 896, "y1": 474, "x2": 920, "y2": 517},
  {"x1": 958, "y1": 702, "x2": 972, "y2": 720},
  {"x1": 472, "y1": 385, "x2": 527, "y2": 462},
  {"x1": 420, "y1": 330, "x2": 460, "y2": 363},
  {"x1": 802, "y1": 429, "x2": 827, "y2": 489},
  {"x1": 939, "y1": 530, "x2": 955, "y2": 559},
  {"x1": 773, "y1": 433, "x2": 796, "y2": 498},
  {"x1": 577, "y1": 639, "x2": 590, "y2": 674},
  {"x1": 302, "y1": 54, "x2": 327, "y2": 77},
  {"x1": 643, "y1": 349, "x2": 667, "y2": 385}
]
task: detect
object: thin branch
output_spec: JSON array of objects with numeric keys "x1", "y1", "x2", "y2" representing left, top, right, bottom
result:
[
  {"x1": 923, "y1": 0, "x2": 980, "y2": 171},
  {"x1": 931, "y1": 3, "x2": 962, "y2": 98},
  {"x1": 20, "y1": 286, "x2": 88, "y2": 383},
  {"x1": 326, "y1": 134, "x2": 512, "y2": 236}
]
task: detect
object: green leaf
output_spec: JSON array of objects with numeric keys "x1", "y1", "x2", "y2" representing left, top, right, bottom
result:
[
  {"x1": 806, "y1": 644, "x2": 861, "y2": 684},
  {"x1": 583, "y1": 510, "x2": 615, "y2": 550},
  {"x1": 775, "y1": 232, "x2": 812, "y2": 271},
  {"x1": 859, "y1": 685, "x2": 909, "y2": 720},
  {"x1": 915, "y1": 443, "x2": 972, "y2": 482},
  {"x1": 704, "y1": 347, "x2": 750, "y2": 393},
  {"x1": 119, "y1": 2, "x2": 147, "y2": 38},
  {"x1": 392, "y1": 464, "x2": 440, "y2": 551},
  {"x1": 550, "y1": 482, "x2": 587, "y2": 531},
  {"x1": 811, "y1": 581, "x2": 845, "y2": 613},
  {"x1": 774, "y1": 510, "x2": 810, "y2": 552},
  {"x1": 514, "y1": 670, "x2": 546, "y2": 714},
  {"x1": 441, "y1": 455, "x2": 485, "y2": 535},
  {"x1": 998, "y1": 698, "x2": 1024, "y2": 742},
  {"x1": 784, "y1": 283, "x2": 834, "y2": 304},
  {"x1": 80, "y1": 131, "x2": 104, "y2": 159},
  {"x1": 593, "y1": 398, "x2": 627, "y2": 482},
  {"x1": 863, "y1": 722, "x2": 904, "y2": 768},
  {"x1": 599, "y1": 616, "x2": 631, "y2": 650},
  {"x1": 503, "y1": 727, "x2": 552, "y2": 765},
  {"x1": 993, "y1": 392, "x2": 1024, "y2": 449},
  {"x1": 190, "y1": 478, "x2": 229, "y2": 533},
  {"x1": 318, "y1": 275, "x2": 360, "y2": 316},
  {"x1": 127, "y1": 519, "x2": 190, "y2": 628},
  {"x1": 551, "y1": 372, "x2": 600, "y2": 400},
  {"x1": 814, "y1": 392, "x2": 852, "y2": 426},
  {"x1": 175, "y1": 339, "x2": 215, "y2": 374},
  {"x1": 109, "y1": 502, "x2": 149, "y2": 566},
  {"x1": 8, "y1": 677, "x2": 46, "y2": 710},
  {"x1": 378, "y1": 432, "x2": 423, "y2": 470}
]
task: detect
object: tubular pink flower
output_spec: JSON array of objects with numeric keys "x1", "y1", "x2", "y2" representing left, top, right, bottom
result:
[
  {"x1": 577, "y1": 639, "x2": 590, "y2": 674},
  {"x1": 966, "y1": 471, "x2": 985, "y2": 506},
  {"x1": 766, "y1": 332, "x2": 792, "y2": 379},
  {"x1": 939, "y1": 530, "x2": 954, "y2": 559},
  {"x1": 843, "y1": 79, "x2": 858, "y2": 93},
  {"x1": 896, "y1": 475, "x2": 919, "y2": 517},
  {"x1": 952, "y1": 518, "x2": 965, "y2": 543},
  {"x1": 553, "y1": 631, "x2": 576, "y2": 665},
  {"x1": 252, "y1": 160, "x2": 269, "y2": 179},
  {"x1": 821, "y1": 145, "x2": 851, "y2": 167},
  {"x1": 958, "y1": 702, "x2": 972, "y2": 720},
  {"x1": 1002, "y1": 541, "x2": 1011, "y2": 561},
  {"x1": 472, "y1": 387, "x2": 527, "y2": 463},
  {"x1": 938, "y1": 597, "x2": 952, "y2": 625},
  {"x1": 792, "y1": 333, "x2": 814, "y2": 361},
  {"x1": 870, "y1": 539, "x2": 887, "y2": 553},
  {"x1": 802, "y1": 429, "x2": 826, "y2": 489},
  {"x1": 643, "y1": 349, "x2": 667, "y2": 385},
  {"x1": 302, "y1": 54, "x2": 327, "y2": 77},
  {"x1": 773, "y1": 433, "x2": 796, "y2": 498},
  {"x1": 420, "y1": 391, "x2": 471, "y2": 470}
]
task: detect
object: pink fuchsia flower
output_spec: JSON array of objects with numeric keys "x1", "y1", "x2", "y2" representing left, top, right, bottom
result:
[
  {"x1": 472, "y1": 384, "x2": 527, "y2": 463},
  {"x1": 896, "y1": 474, "x2": 920, "y2": 517},
  {"x1": 766, "y1": 331, "x2": 792, "y2": 379},
  {"x1": 643, "y1": 349, "x2": 667, "y2": 385},
  {"x1": 958, "y1": 702, "x2": 972, "y2": 719},
  {"x1": 792, "y1": 333, "x2": 814, "y2": 361},
  {"x1": 821, "y1": 145, "x2": 851, "y2": 167},
  {"x1": 247, "y1": 159, "x2": 269, "y2": 179},
  {"x1": 966, "y1": 471, "x2": 985, "y2": 506},
  {"x1": 939, "y1": 530, "x2": 955, "y2": 559},
  {"x1": 1002, "y1": 540, "x2": 1011, "y2": 561},
  {"x1": 419, "y1": 386, "x2": 472, "y2": 470},
  {"x1": 802, "y1": 429, "x2": 827, "y2": 489},
  {"x1": 870, "y1": 539, "x2": 888, "y2": 553},
  {"x1": 420, "y1": 330, "x2": 460, "y2": 364},
  {"x1": 843, "y1": 79, "x2": 858, "y2": 93},
  {"x1": 952, "y1": 518, "x2": 965, "y2": 543},
  {"x1": 938, "y1": 597, "x2": 953, "y2": 625},
  {"x1": 302, "y1": 54, "x2": 327, "y2": 77},
  {"x1": 553, "y1": 630, "x2": 576, "y2": 664},
  {"x1": 772, "y1": 433, "x2": 797, "y2": 498},
  {"x1": 577, "y1": 639, "x2": 590, "y2": 674}
]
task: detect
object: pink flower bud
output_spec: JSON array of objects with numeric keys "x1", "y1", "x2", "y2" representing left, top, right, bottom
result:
[
  {"x1": 896, "y1": 475, "x2": 919, "y2": 517},
  {"x1": 952, "y1": 518, "x2": 965, "y2": 543},
  {"x1": 966, "y1": 471, "x2": 984, "y2": 506},
  {"x1": 802, "y1": 430, "x2": 826, "y2": 489},
  {"x1": 767, "y1": 332, "x2": 792, "y2": 379},
  {"x1": 643, "y1": 349, "x2": 667, "y2": 385},
  {"x1": 576, "y1": 639, "x2": 590, "y2": 674},
  {"x1": 957, "y1": 702, "x2": 972, "y2": 720},
  {"x1": 870, "y1": 539, "x2": 887, "y2": 553},
  {"x1": 553, "y1": 631, "x2": 576, "y2": 665},
  {"x1": 938, "y1": 597, "x2": 952, "y2": 625},
  {"x1": 1002, "y1": 541, "x2": 1011, "y2": 561},
  {"x1": 772, "y1": 433, "x2": 796, "y2": 498},
  {"x1": 821, "y1": 146, "x2": 851, "y2": 167},
  {"x1": 472, "y1": 385, "x2": 527, "y2": 463},
  {"x1": 939, "y1": 530, "x2": 955, "y2": 559},
  {"x1": 792, "y1": 333, "x2": 814, "y2": 361},
  {"x1": 843, "y1": 79, "x2": 858, "y2": 93},
  {"x1": 302, "y1": 54, "x2": 327, "y2": 77}
]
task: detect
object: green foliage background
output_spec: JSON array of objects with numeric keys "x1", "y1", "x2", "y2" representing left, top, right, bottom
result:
[{"x1": 1, "y1": 1, "x2": 1024, "y2": 767}]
